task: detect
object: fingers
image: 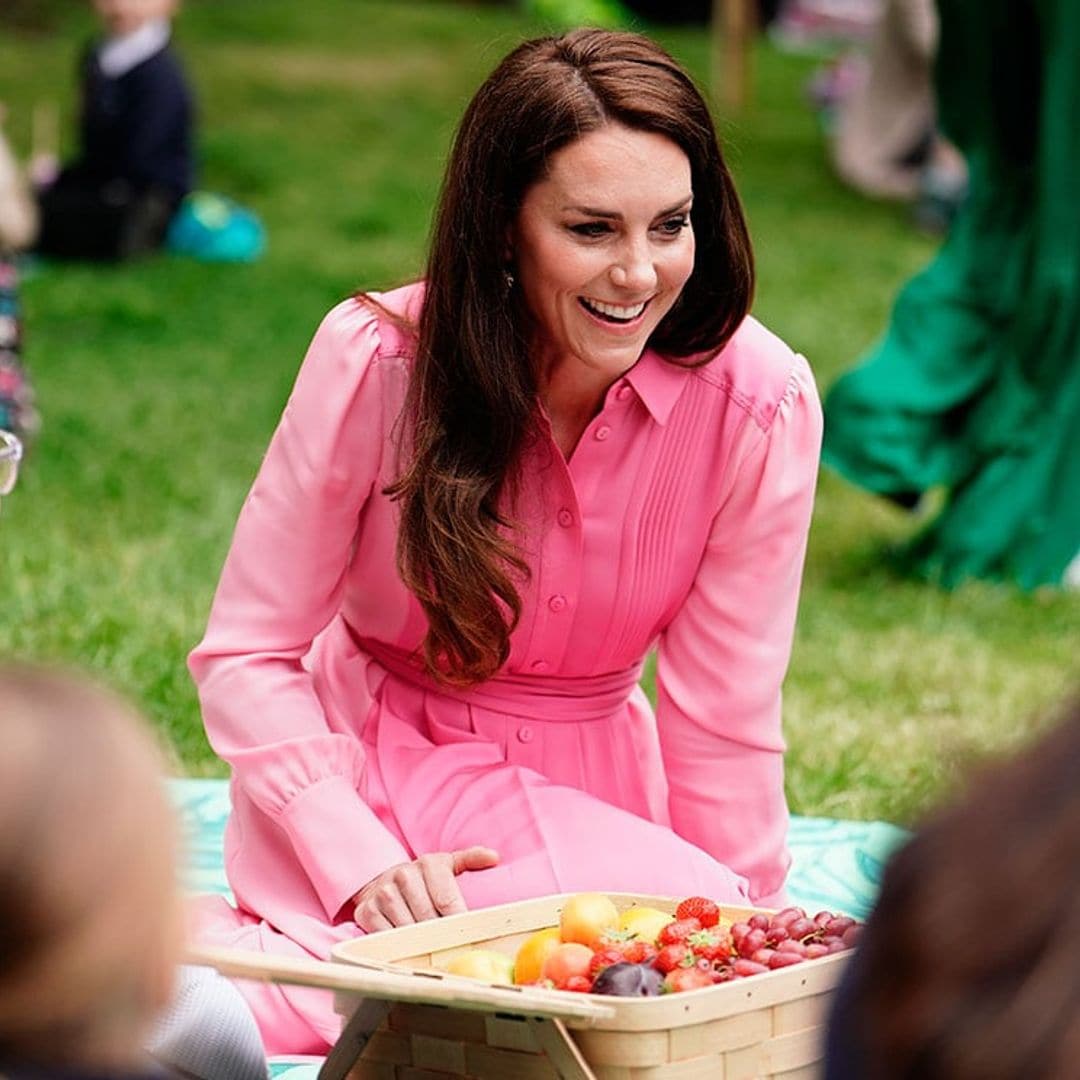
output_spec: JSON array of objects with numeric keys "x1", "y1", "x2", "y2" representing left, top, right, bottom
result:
[
  {"x1": 417, "y1": 854, "x2": 467, "y2": 917},
  {"x1": 353, "y1": 869, "x2": 415, "y2": 932},
  {"x1": 353, "y1": 849, "x2": 501, "y2": 932},
  {"x1": 451, "y1": 846, "x2": 501, "y2": 874}
]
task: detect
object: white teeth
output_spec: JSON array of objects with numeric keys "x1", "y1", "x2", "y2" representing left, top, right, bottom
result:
[{"x1": 583, "y1": 298, "x2": 647, "y2": 320}]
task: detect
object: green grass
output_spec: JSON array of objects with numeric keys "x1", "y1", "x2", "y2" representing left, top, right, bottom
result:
[{"x1": 1, "y1": 1, "x2": 1075, "y2": 819}]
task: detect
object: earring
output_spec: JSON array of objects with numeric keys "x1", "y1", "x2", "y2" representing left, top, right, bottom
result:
[{"x1": 504, "y1": 269, "x2": 515, "y2": 293}]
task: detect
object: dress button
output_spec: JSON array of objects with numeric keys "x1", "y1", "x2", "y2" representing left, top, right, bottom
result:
[
  {"x1": 617, "y1": 384, "x2": 633, "y2": 401},
  {"x1": 595, "y1": 425, "x2": 611, "y2": 441},
  {"x1": 517, "y1": 725, "x2": 534, "y2": 743},
  {"x1": 548, "y1": 594, "x2": 567, "y2": 612},
  {"x1": 557, "y1": 507, "x2": 574, "y2": 528},
  {"x1": 530, "y1": 659, "x2": 550, "y2": 673}
]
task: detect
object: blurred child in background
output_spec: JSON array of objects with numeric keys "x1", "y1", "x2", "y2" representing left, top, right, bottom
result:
[{"x1": 35, "y1": 0, "x2": 195, "y2": 261}]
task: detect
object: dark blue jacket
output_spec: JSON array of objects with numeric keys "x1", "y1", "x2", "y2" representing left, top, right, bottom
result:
[{"x1": 70, "y1": 39, "x2": 194, "y2": 199}]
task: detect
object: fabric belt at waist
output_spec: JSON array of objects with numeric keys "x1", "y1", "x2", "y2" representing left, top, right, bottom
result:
[{"x1": 352, "y1": 632, "x2": 643, "y2": 723}]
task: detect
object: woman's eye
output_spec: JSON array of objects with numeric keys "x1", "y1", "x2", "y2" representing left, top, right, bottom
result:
[
  {"x1": 656, "y1": 216, "x2": 689, "y2": 236},
  {"x1": 569, "y1": 222, "x2": 613, "y2": 238}
]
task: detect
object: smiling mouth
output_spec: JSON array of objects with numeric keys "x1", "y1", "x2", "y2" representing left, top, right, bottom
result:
[{"x1": 580, "y1": 297, "x2": 649, "y2": 324}]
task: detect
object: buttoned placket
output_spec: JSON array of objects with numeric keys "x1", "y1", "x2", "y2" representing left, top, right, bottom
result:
[{"x1": 518, "y1": 378, "x2": 639, "y2": 677}]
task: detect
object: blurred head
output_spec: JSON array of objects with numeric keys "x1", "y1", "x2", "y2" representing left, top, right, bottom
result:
[
  {"x1": 92, "y1": 0, "x2": 178, "y2": 37},
  {"x1": 846, "y1": 697, "x2": 1080, "y2": 1079},
  {"x1": 0, "y1": 665, "x2": 182, "y2": 1070}
]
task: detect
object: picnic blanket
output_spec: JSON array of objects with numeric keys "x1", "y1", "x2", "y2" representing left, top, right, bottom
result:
[
  {"x1": 171, "y1": 778, "x2": 906, "y2": 921},
  {"x1": 171, "y1": 778, "x2": 905, "y2": 1077}
]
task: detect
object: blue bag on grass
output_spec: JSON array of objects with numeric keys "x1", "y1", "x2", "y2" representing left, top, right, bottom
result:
[{"x1": 166, "y1": 191, "x2": 266, "y2": 262}]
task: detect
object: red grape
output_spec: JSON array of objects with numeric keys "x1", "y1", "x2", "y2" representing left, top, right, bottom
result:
[
  {"x1": 733, "y1": 958, "x2": 769, "y2": 977},
  {"x1": 738, "y1": 928, "x2": 767, "y2": 957},
  {"x1": 777, "y1": 939, "x2": 808, "y2": 956},
  {"x1": 768, "y1": 950, "x2": 804, "y2": 969}
]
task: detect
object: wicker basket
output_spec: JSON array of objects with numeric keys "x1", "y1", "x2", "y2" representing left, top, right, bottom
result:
[{"x1": 326, "y1": 892, "x2": 850, "y2": 1080}]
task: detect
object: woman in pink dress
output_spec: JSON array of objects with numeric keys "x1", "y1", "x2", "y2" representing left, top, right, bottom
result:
[{"x1": 189, "y1": 28, "x2": 822, "y2": 1052}]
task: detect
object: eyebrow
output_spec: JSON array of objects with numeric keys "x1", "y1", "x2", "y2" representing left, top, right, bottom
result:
[{"x1": 563, "y1": 196, "x2": 693, "y2": 220}]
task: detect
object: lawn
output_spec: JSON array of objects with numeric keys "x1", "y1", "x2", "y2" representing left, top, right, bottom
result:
[{"x1": 1, "y1": 0, "x2": 1075, "y2": 826}]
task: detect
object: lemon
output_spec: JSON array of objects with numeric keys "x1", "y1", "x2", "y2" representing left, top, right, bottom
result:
[
  {"x1": 513, "y1": 926, "x2": 562, "y2": 985},
  {"x1": 443, "y1": 948, "x2": 516, "y2": 984},
  {"x1": 618, "y1": 906, "x2": 674, "y2": 945}
]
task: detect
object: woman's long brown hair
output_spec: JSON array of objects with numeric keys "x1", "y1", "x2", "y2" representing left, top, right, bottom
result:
[{"x1": 386, "y1": 28, "x2": 755, "y2": 686}]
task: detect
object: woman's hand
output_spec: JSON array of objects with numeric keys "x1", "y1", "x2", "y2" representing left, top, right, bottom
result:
[{"x1": 352, "y1": 846, "x2": 500, "y2": 932}]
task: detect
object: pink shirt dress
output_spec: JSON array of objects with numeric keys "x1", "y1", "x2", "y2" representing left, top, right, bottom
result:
[{"x1": 188, "y1": 283, "x2": 823, "y2": 1051}]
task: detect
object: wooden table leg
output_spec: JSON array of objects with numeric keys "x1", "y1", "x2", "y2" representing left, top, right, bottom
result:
[
  {"x1": 528, "y1": 1017, "x2": 598, "y2": 1080},
  {"x1": 317, "y1": 998, "x2": 393, "y2": 1080}
]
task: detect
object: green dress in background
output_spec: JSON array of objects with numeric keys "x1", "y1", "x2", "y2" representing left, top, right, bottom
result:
[{"x1": 822, "y1": 0, "x2": 1080, "y2": 588}]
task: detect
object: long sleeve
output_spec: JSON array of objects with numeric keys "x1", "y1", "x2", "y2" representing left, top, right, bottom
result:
[
  {"x1": 655, "y1": 353, "x2": 822, "y2": 905},
  {"x1": 188, "y1": 300, "x2": 410, "y2": 920}
]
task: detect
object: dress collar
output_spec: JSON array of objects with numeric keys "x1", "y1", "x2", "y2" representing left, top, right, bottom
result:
[{"x1": 621, "y1": 347, "x2": 695, "y2": 425}]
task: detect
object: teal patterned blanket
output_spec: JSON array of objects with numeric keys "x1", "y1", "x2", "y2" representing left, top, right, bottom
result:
[
  {"x1": 171, "y1": 778, "x2": 905, "y2": 1076},
  {"x1": 170, "y1": 778, "x2": 906, "y2": 920}
]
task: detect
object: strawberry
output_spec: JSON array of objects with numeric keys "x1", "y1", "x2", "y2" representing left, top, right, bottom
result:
[
  {"x1": 675, "y1": 896, "x2": 721, "y2": 929},
  {"x1": 622, "y1": 940, "x2": 658, "y2": 966},
  {"x1": 563, "y1": 974, "x2": 594, "y2": 993},
  {"x1": 688, "y1": 930, "x2": 733, "y2": 964},
  {"x1": 588, "y1": 945, "x2": 628, "y2": 978},
  {"x1": 663, "y1": 967, "x2": 714, "y2": 993},
  {"x1": 653, "y1": 944, "x2": 694, "y2": 974},
  {"x1": 657, "y1": 918, "x2": 701, "y2": 947}
]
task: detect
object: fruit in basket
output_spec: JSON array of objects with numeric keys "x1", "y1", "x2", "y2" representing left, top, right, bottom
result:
[
  {"x1": 512, "y1": 926, "x2": 562, "y2": 985},
  {"x1": 559, "y1": 892, "x2": 620, "y2": 949},
  {"x1": 541, "y1": 942, "x2": 596, "y2": 988},
  {"x1": 591, "y1": 961, "x2": 664, "y2": 997},
  {"x1": 653, "y1": 943, "x2": 694, "y2": 973},
  {"x1": 444, "y1": 949, "x2": 516, "y2": 983},
  {"x1": 589, "y1": 936, "x2": 657, "y2": 976},
  {"x1": 675, "y1": 896, "x2": 721, "y2": 928},
  {"x1": 657, "y1": 918, "x2": 702, "y2": 947},
  {"x1": 663, "y1": 966, "x2": 714, "y2": 993},
  {"x1": 617, "y1": 905, "x2": 674, "y2": 943}
]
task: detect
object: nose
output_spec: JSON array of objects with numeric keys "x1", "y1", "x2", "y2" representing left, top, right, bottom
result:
[{"x1": 609, "y1": 237, "x2": 658, "y2": 294}]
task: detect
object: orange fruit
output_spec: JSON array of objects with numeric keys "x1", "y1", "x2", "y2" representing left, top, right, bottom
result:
[{"x1": 513, "y1": 926, "x2": 562, "y2": 985}]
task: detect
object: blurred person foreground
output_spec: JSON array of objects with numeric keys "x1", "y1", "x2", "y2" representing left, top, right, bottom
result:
[
  {"x1": 0, "y1": 665, "x2": 269, "y2": 1080},
  {"x1": 824, "y1": 694, "x2": 1080, "y2": 1079},
  {"x1": 0, "y1": 665, "x2": 182, "y2": 1076},
  {"x1": 823, "y1": 0, "x2": 1080, "y2": 590}
]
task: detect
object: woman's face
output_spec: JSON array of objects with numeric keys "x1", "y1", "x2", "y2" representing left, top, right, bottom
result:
[{"x1": 512, "y1": 124, "x2": 695, "y2": 391}]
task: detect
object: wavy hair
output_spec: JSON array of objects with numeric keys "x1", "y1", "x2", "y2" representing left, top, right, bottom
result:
[{"x1": 387, "y1": 28, "x2": 755, "y2": 686}]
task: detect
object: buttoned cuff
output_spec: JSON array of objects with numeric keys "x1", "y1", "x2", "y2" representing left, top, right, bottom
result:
[{"x1": 278, "y1": 774, "x2": 410, "y2": 921}]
